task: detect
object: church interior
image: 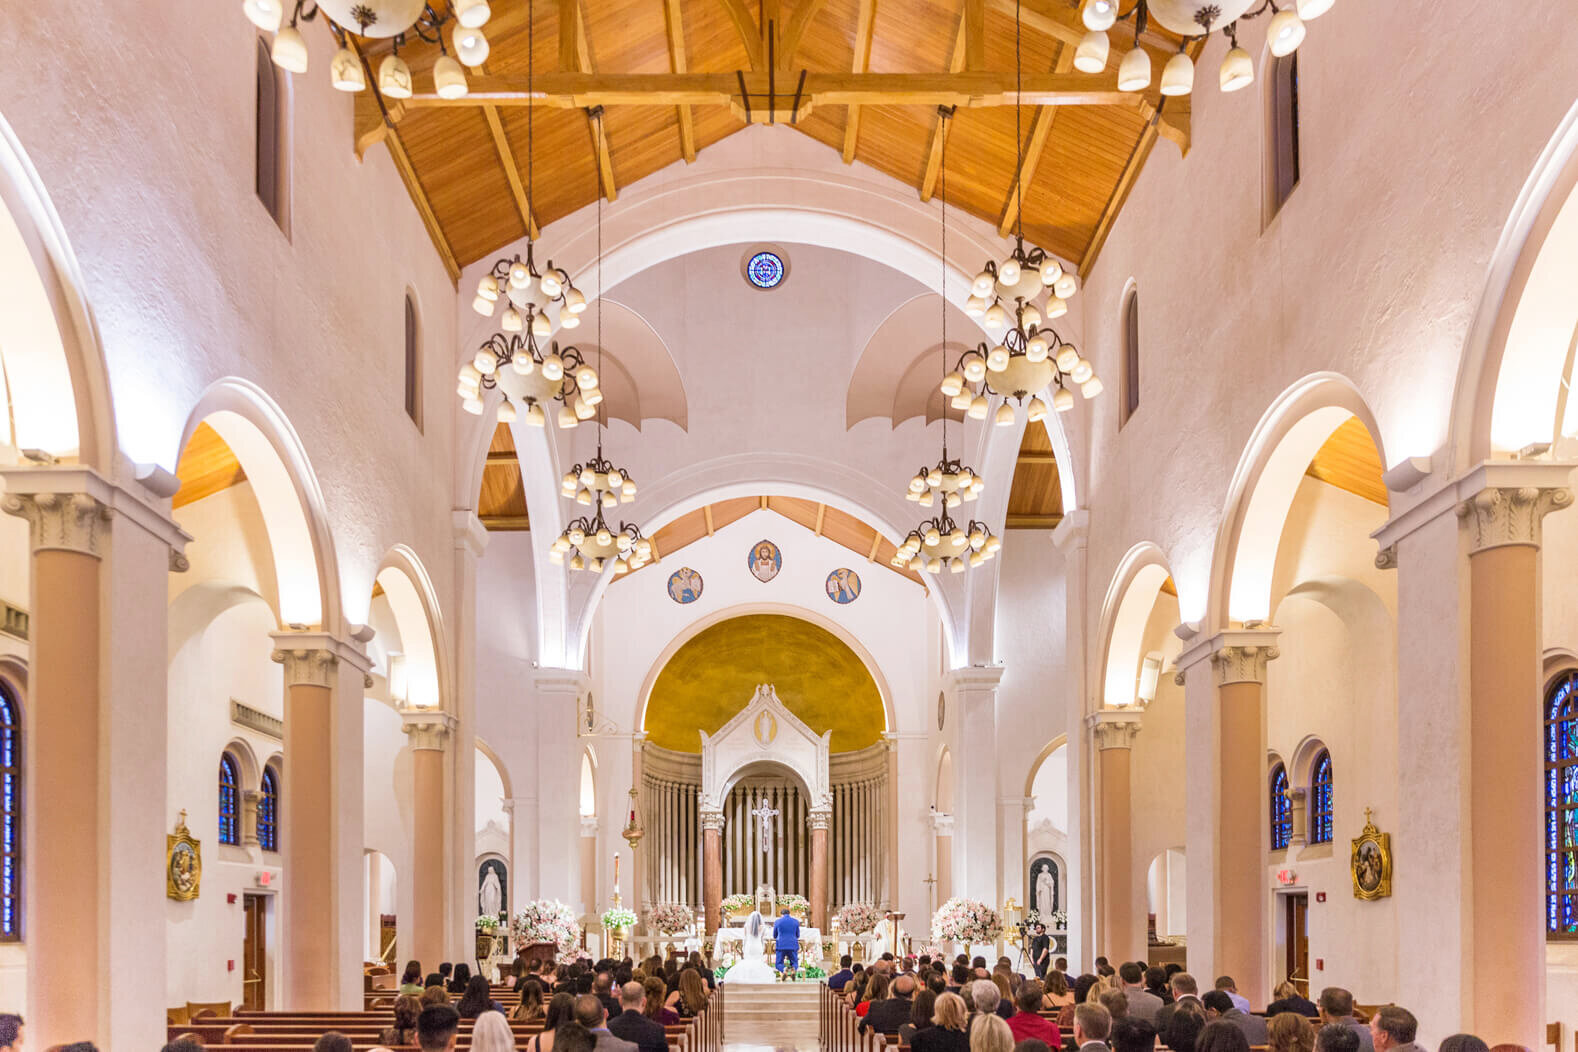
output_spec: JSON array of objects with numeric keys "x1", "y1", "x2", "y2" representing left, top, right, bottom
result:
[{"x1": 0, "y1": 0, "x2": 1576, "y2": 1048}]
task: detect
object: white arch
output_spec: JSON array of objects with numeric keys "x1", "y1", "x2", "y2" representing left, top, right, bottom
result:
[
  {"x1": 1451, "y1": 98, "x2": 1578, "y2": 473},
  {"x1": 1209, "y1": 374, "x2": 1387, "y2": 629},
  {"x1": 0, "y1": 111, "x2": 114, "y2": 468},
  {"x1": 374, "y1": 547, "x2": 450, "y2": 713},
  {"x1": 1095, "y1": 543, "x2": 1173, "y2": 712},
  {"x1": 631, "y1": 600, "x2": 898, "y2": 737},
  {"x1": 176, "y1": 379, "x2": 342, "y2": 633}
]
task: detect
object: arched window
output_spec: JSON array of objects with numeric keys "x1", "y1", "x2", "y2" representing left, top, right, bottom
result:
[
  {"x1": 255, "y1": 40, "x2": 282, "y2": 225},
  {"x1": 403, "y1": 293, "x2": 422, "y2": 428},
  {"x1": 1267, "y1": 53, "x2": 1301, "y2": 216},
  {"x1": 1310, "y1": 750, "x2": 1333, "y2": 844},
  {"x1": 1121, "y1": 287, "x2": 1140, "y2": 423},
  {"x1": 1270, "y1": 762, "x2": 1291, "y2": 850},
  {"x1": 219, "y1": 753, "x2": 240, "y2": 847},
  {"x1": 0, "y1": 684, "x2": 21, "y2": 941},
  {"x1": 1547, "y1": 672, "x2": 1578, "y2": 934},
  {"x1": 259, "y1": 765, "x2": 279, "y2": 853}
]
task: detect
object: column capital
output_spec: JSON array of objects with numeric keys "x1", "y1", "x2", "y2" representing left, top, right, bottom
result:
[
  {"x1": 1457, "y1": 484, "x2": 1573, "y2": 554},
  {"x1": 0, "y1": 465, "x2": 193, "y2": 567},
  {"x1": 808, "y1": 809, "x2": 832, "y2": 831},
  {"x1": 532, "y1": 666, "x2": 591, "y2": 698},
  {"x1": 944, "y1": 664, "x2": 1005, "y2": 693},
  {"x1": 402, "y1": 710, "x2": 457, "y2": 751},
  {"x1": 270, "y1": 630, "x2": 375, "y2": 689},
  {"x1": 580, "y1": 816, "x2": 600, "y2": 837},
  {"x1": 928, "y1": 810, "x2": 954, "y2": 835},
  {"x1": 1372, "y1": 458, "x2": 1577, "y2": 557},
  {"x1": 453, "y1": 509, "x2": 490, "y2": 557},
  {"x1": 1177, "y1": 627, "x2": 1281, "y2": 687},
  {"x1": 1087, "y1": 710, "x2": 1143, "y2": 749},
  {"x1": 700, "y1": 810, "x2": 725, "y2": 832},
  {"x1": 1050, "y1": 510, "x2": 1090, "y2": 554}
]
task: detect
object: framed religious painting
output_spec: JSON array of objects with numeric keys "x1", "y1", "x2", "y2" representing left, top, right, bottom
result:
[
  {"x1": 667, "y1": 567, "x2": 703, "y2": 604},
  {"x1": 826, "y1": 568, "x2": 861, "y2": 604},
  {"x1": 167, "y1": 810, "x2": 202, "y2": 901},
  {"x1": 1351, "y1": 809, "x2": 1392, "y2": 900},
  {"x1": 748, "y1": 541, "x2": 782, "y2": 583}
]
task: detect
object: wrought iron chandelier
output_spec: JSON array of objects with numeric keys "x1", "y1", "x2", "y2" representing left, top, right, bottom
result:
[
  {"x1": 1075, "y1": 0, "x2": 1333, "y2": 95},
  {"x1": 896, "y1": 109, "x2": 999, "y2": 577},
  {"x1": 549, "y1": 158, "x2": 650, "y2": 576},
  {"x1": 945, "y1": 0, "x2": 1100, "y2": 427},
  {"x1": 244, "y1": 0, "x2": 493, "y2": 98}
]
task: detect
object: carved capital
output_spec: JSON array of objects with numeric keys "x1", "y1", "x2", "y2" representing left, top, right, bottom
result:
[
  {"x1": 928, "y1": 810, "x2": 954, "y2": 835},
  {"x1": 1087, "y1": 710, "x2": 1142, "y2": 750},
  {"x1": 700, "y1": 810, "x2": 726, "y2": 833},
  {"x1": 1212, "y1": 643, "x2": 1280, "y2": 687},
  {"x1": 808, "y1": 809, "x2": 832, "y2": 832},
  {"x1": 2, "y1": 490, "x2": 111, "y2": 558},
  {"x1": 241, "y1": 789, "x2": 261, "y2": 847},
  {"x1": 1374, "y1": 544, "x2": 1397, "y2": 571},
  {"x1": 1457, "y1": 485, "x2": 1572, "y2": 554},
  {"x1": 272, "y1": 646, "x2": 338, "y2": 689},
  {"x1": 580, "y1": 816, "x2": 601, "y2": 837},
  {"x1": 402, "y1": 711, "x2": 457, "y2": 751}
]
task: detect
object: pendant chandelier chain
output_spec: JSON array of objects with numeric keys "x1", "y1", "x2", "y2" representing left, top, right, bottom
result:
[
  {"x1": 527, "y1": 0, "x2": 534, "y2": 211},
  {"x1": 940, "y1": 105, "x2": 949, "y2": 465},
  {"x1": 1014, "y1": 0, "x2": 1023, "y2": 247},
  {"x1": 595, "y1": 158, "x2": 605, "y2": 458}
]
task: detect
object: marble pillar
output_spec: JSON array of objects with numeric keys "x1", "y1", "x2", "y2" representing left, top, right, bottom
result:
[
  {"x1": 404, "y1": 710, "x2": 455, "y2": 972},
  {"x1": 810, "y1": 809, "x2": 831, "y2": 930},
  {"x1": 449, "y1": 512, "x2": 487, "y2": 963},
  {"x1": 702, "y1": 810, "x2": 724, "y2": 935},
  {"x1": 884, "y1": 733, "x2": 900, "y2": 909},
  {"x1": 1089, "y1": 711, "x2": 1142, "y2": 963},
  {"x1": 1053, "y1": 512, "x2": 1092, "y2": 969},
  {"x1": 930, "y1": 810, "x2": 954, "y2": 908},
  {"x1": 945, "y1": 666, "x2": 1004, "y2": 903},
  {"x1": 532, "y1": 669, "x2": 587, "y2": 905}
]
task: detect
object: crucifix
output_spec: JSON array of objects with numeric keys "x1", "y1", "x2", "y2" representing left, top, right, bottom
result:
[
  {"x1": 923, "y1": 872, "x2": 937, "y2": 918},
  {"x1": 749, "y1": 796, "x2": 780, "y2": 854}
]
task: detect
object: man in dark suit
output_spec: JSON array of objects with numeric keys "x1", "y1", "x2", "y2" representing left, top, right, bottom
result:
[
  {"x1": 608, "y1": 981, "x2": 669, "y2": 1052},
  {"x1": 861, "y1": 973, "x2": 916, "y2": 1035},
  {"x1": 594, "y1": 972, "x2": 622, "y2": 1019},
  {"x1": 1204, "y1": 990, "x2": 1268, "y2": 1047},
  {"x1": 828, "y1": 956, "x2": 855, "y2": 991},
  {"x1": 574, "y1": 994, "x2": 639, "y2": 1052}
]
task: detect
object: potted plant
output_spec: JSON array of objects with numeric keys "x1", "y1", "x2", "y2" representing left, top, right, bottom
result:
[{"x1": 475, "y1": 914, "x2": 500, "y2": 961}]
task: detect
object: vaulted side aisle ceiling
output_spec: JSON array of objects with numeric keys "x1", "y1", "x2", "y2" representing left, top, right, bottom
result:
[{"x1": 352, "y1": 0, "x2": 1195, "y2": 278}]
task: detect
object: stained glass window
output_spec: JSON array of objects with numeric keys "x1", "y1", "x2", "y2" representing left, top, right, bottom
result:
[
  {"x1": 259, "y1": 765, "x2": 279, "y2": 853},
  {"x1": 1547, "y1": 672, "x2": 1578, "y2": 935},
  {"x1": 1310, "y1": 750, "x2": 1333, "y2": 844},
  {"x1": 1270, "y1": 762, "x2": 1292, "y2": 850},
  {"x1": 219, "y1": 753, "x2": 240, "y2": 847},
  {"x1": 745, "y1": 251, "x2": 786, "y2": 290},
  {"x1": 0, "y1": 685, "x2": 20, "y2": 941}
]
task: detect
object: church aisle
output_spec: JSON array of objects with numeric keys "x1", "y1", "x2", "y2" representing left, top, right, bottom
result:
[{"x1": 722, "y1": 981, "x2": 823, "y2": 1052}]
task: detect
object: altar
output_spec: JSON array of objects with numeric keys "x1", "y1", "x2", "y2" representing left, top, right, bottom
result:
[{"x1": 712, "y1": 924, "x2": 824, "y2": 966}]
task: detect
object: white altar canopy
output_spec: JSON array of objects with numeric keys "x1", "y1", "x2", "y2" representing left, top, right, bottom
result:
[{"x1": 700, "y1": 685, "x2": 832, "y2": 812}]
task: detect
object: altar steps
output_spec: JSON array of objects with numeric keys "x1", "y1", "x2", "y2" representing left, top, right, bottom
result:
[{"x1": 723, "y1": 982, "x2": 822, "y2": 1050}]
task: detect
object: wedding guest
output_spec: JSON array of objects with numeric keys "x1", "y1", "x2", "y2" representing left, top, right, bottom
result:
[
  {"x1": 457, "y1": 974, "x2": 507, "y2": 1018},
  {"x1": 381, "y1": 994, "x2": 423, "y2": 1045},
  {"x1": 913, "y1": 992, "x2": 971, "y2": 1052},
  {"x1": 528, "y1": 993, "x2": 580, "y2": 1052},
  {"x1": 900, "y1": 989, "x2": 940, "y2": 1046}
]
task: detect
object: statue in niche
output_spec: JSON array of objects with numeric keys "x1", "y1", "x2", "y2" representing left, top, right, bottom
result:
[{"x1": 1030, "y1": 856, "x2": 1059, "y2": 918}]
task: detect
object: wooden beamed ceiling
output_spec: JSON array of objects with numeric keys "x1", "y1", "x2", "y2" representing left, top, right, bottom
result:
[
  {"x1": 1006, "y1": 422, "x2": 1063, "y2": 529},
  {"x1": 1305, "y1": 416, "x2": 1387, "y2": 507},
  {"x1": 352, "y1": 0, "x2": 1196, "y2": 279}
]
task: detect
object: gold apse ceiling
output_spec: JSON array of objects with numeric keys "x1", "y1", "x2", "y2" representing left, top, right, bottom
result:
[{"x1": 644, "y1": 613, "x2": 884, "y2": 753}]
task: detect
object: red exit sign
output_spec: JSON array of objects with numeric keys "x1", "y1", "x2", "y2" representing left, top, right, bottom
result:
[{"x1": 1276, "y1": 869, "x2": 1298, "y2": 886}]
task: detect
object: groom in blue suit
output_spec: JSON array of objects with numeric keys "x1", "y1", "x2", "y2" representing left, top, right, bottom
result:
[{"x1": 772, "y1": 908, "x2": 801, "y2": 974}]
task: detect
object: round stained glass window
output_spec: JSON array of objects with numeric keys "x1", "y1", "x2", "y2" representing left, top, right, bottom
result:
[{"x1": 745, "y1": 250, "x2": 786, "y2": 289}]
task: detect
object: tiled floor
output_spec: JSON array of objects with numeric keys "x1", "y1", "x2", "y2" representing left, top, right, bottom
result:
[{"x1": 722, "y1": 981, "x2": 823, "y2": 1052}]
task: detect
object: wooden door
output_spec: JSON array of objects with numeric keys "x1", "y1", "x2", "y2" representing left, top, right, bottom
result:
[
  {"x1": 243, "y1": 894, "x2": 267, "y2": 1011},
  {"x1": 1284, "y1": 893, "x2": 1309, "y2": 995}
]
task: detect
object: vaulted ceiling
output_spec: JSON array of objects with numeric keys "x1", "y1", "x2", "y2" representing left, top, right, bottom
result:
[{"x1": 352, "y1": 0, "x2": 1195, "y2": 280}]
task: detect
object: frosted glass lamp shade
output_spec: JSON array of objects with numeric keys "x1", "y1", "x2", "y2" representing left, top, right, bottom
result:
[
  {"x1": 330, "y1": 46, "x2": 366, "y2": 91},
  {"x1": 1220, "y1": 47, "x2": 1254, "y2": 91},
  {"x1": 433, "y1": 54, "x2": 469, "y2": 98},
  {"x1": 1118, "y1": 48, "x2": 1151, "y2": 92},
  {"x1": 378, "y1": 54, "x2": 414, "y2": 99},
  {"x1": 271, "y1": 27, "x2": 309, "y2": 74},
  {"x1": 1296, "y1": 0, "x2": 1334, "y2": 17},
  {"x1": 1074, "y1": 31, "x2": 1110, "y2": 74},
  {"x1": 1082, "y1": 0, "x2": 1117, "y2": 31},
  {"x1": 1160, "y1": 52, "x2": 1194, "y2": 96},
  {"x1": 454, "y1": 0, "x2": 493, "y2": 28},
  {"x1": 454, "y1": 26, "x2": 491, "y2": 67},
  {"x1": 1053, "y1": 387, "x2": 1075, "y2": 412},
  {"x1": 244, "y1": 0, "x2": 284, "y2": 31},
  {"x1": 1268, "y1": 10, "x2": 1306, "y2": 56}
]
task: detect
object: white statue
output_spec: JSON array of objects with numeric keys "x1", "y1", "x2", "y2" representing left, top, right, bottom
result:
[
  {"x1": 723, "y1": 888, "x2": 779, "y2": 983},
  {"x1": 480, "y1": 868, "x2": 503, "y2": 919},
  {"x1": 1036, "y1": 866, "x2": 1056, "y2": 918}
]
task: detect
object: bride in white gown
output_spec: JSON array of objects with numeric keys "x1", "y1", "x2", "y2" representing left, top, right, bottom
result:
[{"x1": 724, "y1": 895, "x2": 780, "y2": 983}]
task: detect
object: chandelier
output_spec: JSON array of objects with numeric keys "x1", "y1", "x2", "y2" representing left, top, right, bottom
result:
[
  {"x1": 945, "y1": 0, "x2": 1100, "y2": 426},
  {"x1": 456, "y1": 331, "x2": 601, "y2": 426},
  {"x1": 895, "y1": 107, "x2": 999, "y2": 577},
  {"x1": 548, "y1": 145, "x2": 649, "y2": 576},
  {"x1": 243, "y1": 0, "x2": 493, "y2": 98},
  {"x1": 1074, "y1": 0, "x2": 1333, "y2": 95}
]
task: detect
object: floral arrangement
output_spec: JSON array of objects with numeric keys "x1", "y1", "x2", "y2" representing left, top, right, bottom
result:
[
  {"x1": 721, "y1": 893, "x2": 756, "y2": 915},
  {"x1": 601, "y1": 907, "x2": 638, "y2": 930},
  {"x1": 799, "y1": 964, "x2": 828, "y2": 980},
  {"x1": 649, "y1": 903, "x2": 695, "y2": 935},
  {"x1": 931, "y1": 897, "x2": 1001, "y2": 945},
  {"x1": 835, "y1": 902, "x2": 884, "y2": 934},
  {"x1": 512, "y1": 899, "x2": 583, "y2": 962},
  {"x1": 476, "y1": 915, "x2": 500, "y2": 933},
  {"x1": 778, "y1": 893, "x2": 810, "y2": 920}
]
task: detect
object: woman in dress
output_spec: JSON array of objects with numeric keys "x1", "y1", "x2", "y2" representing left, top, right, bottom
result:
[
  {"x1": 911, "y1": 992, "x2": 970, "y2": 1052},
  {"x1": 666, "y1": 968, "x2": 709, "y2": 1018},
  {"x1": 1041, "y1": 971, "x2": 1075, "y2": 1011},
  {"x1": 644, "y1": 975, "x2": 680, "y2": 1025},
  {"x1": 456, "y1": 974, "x2": 506, "y2": 1018},
  {"x1": 856, "y1": 974, "x2": 890, "y2": 1018},
  {"x1": 378, "y1": 994, "x2": 422, "y2": 1046},
  {"x1": 527, "y1": 992, "x2": 579, "y2": 1052},
  {"x1": 512, "y1": 978, "x2": 546, "y2": 1022},
  {"x1": 898, "y1": 989, "x2": 938, "y2": 1047}
]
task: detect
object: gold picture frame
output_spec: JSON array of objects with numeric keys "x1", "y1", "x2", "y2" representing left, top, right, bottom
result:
[
  {"x1": 167, "y1": 810, "x2": 202, "y2": 901},
  {"x1": 1350, "y1": 808, "x2": 1391, "y2": 900}
]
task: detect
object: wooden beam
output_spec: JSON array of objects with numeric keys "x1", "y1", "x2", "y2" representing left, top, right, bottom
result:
[
  {"x1": 482, "y1": 103, "x2": 540, "y2": 240},
  {"x1": 1005, "y1": 513, "x2": 1064, "y2": 528},
  {"x1": 866, "y1": 533, "x2": 883, "y2": 562},
  {"x1": 485, "y1": 449, "x2": 522, "y2": 463},
  {"x1": 1016, "y1": 450, "x2": 1059, "y2": 464},
  {"x1": 998, "y1": 44, "x2": 1073, "y2": 236},
  {"x1": 717, "y1": 0, "x2": 765, "y2": 69},
  {"x1": 351, "y1": 41, "x2": 459, "y2": 282},
  {"x1": 662, "y1": 0, "x2": 697, "y2": 162},
  {"x1": 919, "y1": 17, "x2": 968, "y2": 202},
  {"x1": 559, "y1": 0, "x2": 584, "y2": 71},
  {"x1": 557, "y1": 0, "x2": 616, "y2": 201},
  {"x1": 963, "y1": 0, "x2": 985, "y2": 72},
  {"x1": 813, "y1": 504, "x2": 827, "y2": 536},
  {"x1": 647, "y1": 535, "x2": 662, "y2": 562},
  {"x1": 988, "y1": 0, "x2": 1178, "y2": 54},
  {"x1": 587, "y1": 107, "x2": 618, "y2": 200},
  {"x1": 703, "y1": 505, "x2": 716, "y2": 536},
  {"x1": 480, "y1": 515, "x2": 532, "y2": 530},
  {"x1": 842, "y1": 0, "x2": 877, "y2": 163},
  {"x1": 400, "y1": 72, "x2": 1136, "y2": 111},
  {"x1": 779, "y1": 0, "x2": 829, "y2": 68},
  {"x1": 759, "y1": 496, "x2": 769, "y2": 510}
]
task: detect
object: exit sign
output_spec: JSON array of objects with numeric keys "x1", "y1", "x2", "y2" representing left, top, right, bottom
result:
[{"x1": 1276, "y1": 869, "x2": 1298, "y2": 886}]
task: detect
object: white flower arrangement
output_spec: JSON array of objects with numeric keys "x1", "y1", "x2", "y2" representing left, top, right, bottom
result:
[
  {"x1": 512, "y1": 899, "x2": 583, "y2": 963},
  {"x1": 601, "y1": 907, "x2": 638, "y2": 930},
  {"x1": 476, "y1": 915, "x2": 500, "y2": 933},
  {"x1": 835, "y1": 902, "x2": 884, "y2": 934},
  {"x1": 649, "y1": 903, "x2": 695, "y2": 935},
  {"x1": 930, "y1": 897, "x2": 1001, "y2": 944}
]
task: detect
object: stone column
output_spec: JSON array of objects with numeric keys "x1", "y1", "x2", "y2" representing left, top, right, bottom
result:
[
  {"x1": 998, "y1": 796, "x2": 1027, "y2": 914},
  {"x1": 1460, "y1": 483, "x2": 1571, "y2": 1046},
  {"x1": 449, "y1": 513, "x2": 487, "y2": 963},
  {"x1": 1286, "y1": 788, "x2": 1307, "y2": 858},
  {"x1": 883, "y1": 733, "x2": 900, "y2": 909},
  {"x1": 1211, "y1": 632, "x2": 1279, "y2": 1009},
  {"x1": 404, "y1": 710, "x2": 456, "y2": 972},
  {"x1": 532, "y1": 669, "x2": 587, "y2": 904},
  {"x1": 1090, "y1": 711, "x2": 1143, "y2": 963},
  {"x1": 810, "y1": 809, "x2": 831, "y2": 929},
  {"x1": 930, "y1": 811, "x2": 954, "y2": 907},
  {"x1": 701, "y1": 810, "x2": 724, "y2": 935},
  {"x1": 242, "y1": 788, "x2": 262, "y2": 848},
  {"x1": 630, "y1": 732, "x2": 647, "y2": 914},
  {"x1": 945, "y1": 666, "x2": 1005, "y2": 903},
  {"x1": 1053, "y1": 512, "x2": 1092, "y2": 969},
  {"x1": 272, "y1": 632, "x2": 372, "y2": 1009},
  {"x1": 580, "y1": 816, "x2": 599, "y2": 920}
]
